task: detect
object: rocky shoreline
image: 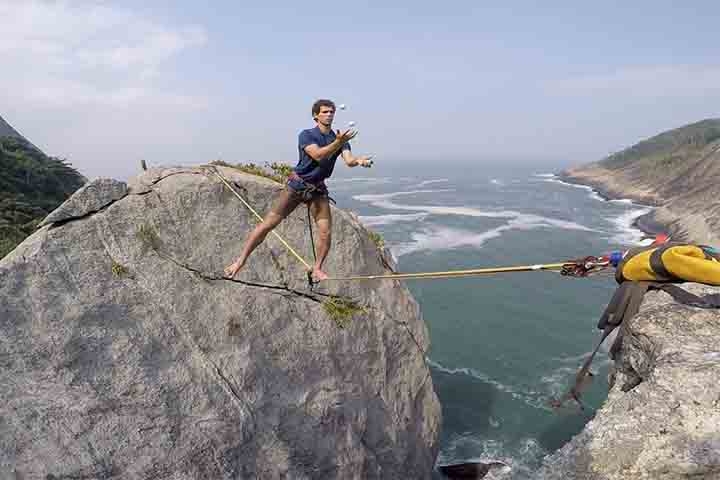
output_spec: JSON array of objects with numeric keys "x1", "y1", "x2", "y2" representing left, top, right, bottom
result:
[
  {"x1": 554, "y1": 171, "x2": 667, "y2": 240},
  {"x1": 557, "y1": 165, "x2": 720, "y2": 246}
]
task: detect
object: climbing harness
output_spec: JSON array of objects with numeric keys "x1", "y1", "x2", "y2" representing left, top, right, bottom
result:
[{"x1": 287, "y1": 172, "x2": 335, "y2": 204}]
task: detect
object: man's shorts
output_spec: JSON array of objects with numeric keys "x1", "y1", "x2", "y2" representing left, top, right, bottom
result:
[
  {"x1": 287, "y1": 175, "x2": 329, "y2": 202},
  {"x1": 269, "y1": 176, "x2": 330, "y2": 218}
]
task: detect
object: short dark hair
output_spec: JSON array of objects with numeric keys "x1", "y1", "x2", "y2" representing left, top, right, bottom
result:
[{"x1": 312, "y1": 99, "x2": 335, "y2": 118}]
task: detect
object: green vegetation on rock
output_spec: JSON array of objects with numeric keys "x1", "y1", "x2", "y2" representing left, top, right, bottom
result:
[
  {"x1": 0, "y1": 135, "x2": 86, "y2": 259},
  {"x1": 599, "y1": 118, "x2": 720, "y2": 170},
  {"x1": 210, "y1": 160, "x2": 293, "y2": 184},
  {"x1": 322, "y1": 296, "x2": 367, "y2": 329},
  {"x1": 368, "y1": 230, "x2": 385, "y2": 250}
]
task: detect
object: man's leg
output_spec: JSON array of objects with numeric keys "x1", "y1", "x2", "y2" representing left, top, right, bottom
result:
[
  {"x1": 224, "y1": 189, "x2": 301, "y2": 279},
  {"x1": 309, "y1": 196, "x2": 332, "y2": 281}
]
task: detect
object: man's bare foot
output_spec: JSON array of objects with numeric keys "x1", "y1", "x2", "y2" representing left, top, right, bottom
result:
[
  {"x1": 312, "y1": 267, "x2": 329, "y2": 282},
  {"x1": 223, "y1": 259, "x2": 245, "y2": 279}
]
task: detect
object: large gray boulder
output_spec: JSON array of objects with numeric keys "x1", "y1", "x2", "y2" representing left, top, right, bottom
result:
[
  {"x1": 0, "y1": 166, "x2": 441, "y2": 479},
  {"x1": 539, "y1": 283, "x2": 720, "y2": 479}
]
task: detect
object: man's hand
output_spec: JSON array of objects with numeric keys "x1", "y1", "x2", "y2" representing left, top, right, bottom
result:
[
  {"x1": 358, "y1": 155, "x2": 374, "y2": 168},
  {"x1": 335, "y1": 128, "x2": 358, "y2": 144}
]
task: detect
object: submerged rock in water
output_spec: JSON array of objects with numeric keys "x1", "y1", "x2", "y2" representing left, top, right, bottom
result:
[{"x1": 438, "y1": 460, "x2": 510, "y2": 478}]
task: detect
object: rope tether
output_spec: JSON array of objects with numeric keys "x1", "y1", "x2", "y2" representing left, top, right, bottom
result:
[{"x1": 323, "y1": 263, "x2": 569, "y2": 282}]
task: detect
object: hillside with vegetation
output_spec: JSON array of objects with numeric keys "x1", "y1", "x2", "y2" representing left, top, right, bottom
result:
[
  {"x1": 561, "y1": 118, "x2": 720, "y2": 244},
  {"x1": 0, "y1": 130, "x2": 86, "y2": 259}
]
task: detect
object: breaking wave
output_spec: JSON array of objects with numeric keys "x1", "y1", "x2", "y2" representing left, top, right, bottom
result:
[{"x1": 607, "y1": 207, "x2": 652, "y2": 246}]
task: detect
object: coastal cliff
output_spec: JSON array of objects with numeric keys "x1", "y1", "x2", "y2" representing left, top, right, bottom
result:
[
  {"x1": 543, "y1": 120, "x2": 720, "y2": 479},
  {"x1": 560, "y1": 118, "x2": 720, "y2": 245}
]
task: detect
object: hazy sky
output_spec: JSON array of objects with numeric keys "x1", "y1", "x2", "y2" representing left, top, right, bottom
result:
[{"x1": 1, "y1": 1, "x2": 719, "y2": 179}]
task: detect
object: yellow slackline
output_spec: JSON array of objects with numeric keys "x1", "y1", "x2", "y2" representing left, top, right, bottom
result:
[
  {"x1": 207, "y1": 166, "x2": 314, "y2": 271},
  {"x1": 323, "y1": 263, "x2": 568, "y2": 282}
]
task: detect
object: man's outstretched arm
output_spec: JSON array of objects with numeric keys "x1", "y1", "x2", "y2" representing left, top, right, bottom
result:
[{"x1": 341, "y1": 149, "x2": 373, "y2": 168}]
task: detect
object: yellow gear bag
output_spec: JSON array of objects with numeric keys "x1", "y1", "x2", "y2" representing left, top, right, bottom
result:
[{"x1": 617, "y1": 243, "x2": 720, "y2": 285}]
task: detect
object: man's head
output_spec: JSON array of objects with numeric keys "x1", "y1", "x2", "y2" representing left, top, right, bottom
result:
[{"x1": 312, "y1": 99, "x2": 336, "y2": 127}]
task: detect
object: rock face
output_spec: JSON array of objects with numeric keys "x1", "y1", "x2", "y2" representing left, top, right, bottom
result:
[
  {"x1": 38, "y1": 178, "x2": 128, "y2": 227},
  {"x1": 0, "y1": 166, "x2": 441, "y2": 479},
  {"x1": 538, "y1": 283, "x2": 720, "y2": 479}
]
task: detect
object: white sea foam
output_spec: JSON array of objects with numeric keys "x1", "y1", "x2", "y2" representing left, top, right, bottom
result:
[
  {"x1": 607, "y1": 207, "x2": 652, "y2": 246},
  {"x1": 490, "y1": 178, "x2": 504, "y2": 186},
  {"x1": 417, "y1": 178, "x2": 449, "y2": 187},
  {"x1": 353, "y1": 190, "x2": 596, "y2": 234},
  {"x1": 542, "y1": 177, "x2": 614, "y2": 204},
  {"x1": 543, "y1": 178, "x2": 594, "y2": 191},
  {"x1": 588, "y1": 191, "x2": 605, "y2": 202},
  {"x1": 541, "y1": 347, "x2": 613, "y2": 398},
  {"x1": 357, "y1": 212, "x2": 427, "y2": 227},
  {"x1": 608, "y1": 198, "x2": 634, "y2": 205},
  {"x1": 533, "y1": 173, "x2": 556, "y2": 178},
  {"x1": 392, "y1": 225, "x2": 507, "y2": 257},
  {"x1": 388, "y1": 215, "x2": 596, "y2": 258},
  {"x1": 427, "y1": 358, "x2": 550, "y2": 411},
  {"x1": 353, "y1": 189, "x2": 456, "y2": 204},
  {"x1": 328, "y1": 177, "x2": 392, "y2": 185}
]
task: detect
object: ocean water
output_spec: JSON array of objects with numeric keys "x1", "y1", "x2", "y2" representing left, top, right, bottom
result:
[{"x1": 327, "y1": 161, "x2": 652, "y2": 479}]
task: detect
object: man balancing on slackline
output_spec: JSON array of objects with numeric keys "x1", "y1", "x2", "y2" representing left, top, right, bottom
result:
[{"x1": 224, "y1": 99, "x2": 374, "y2": 282}]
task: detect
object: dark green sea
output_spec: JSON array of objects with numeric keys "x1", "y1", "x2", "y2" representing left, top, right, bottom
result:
[{"x1": 330, "y1": 161, "x2": 652, "y2": 479}]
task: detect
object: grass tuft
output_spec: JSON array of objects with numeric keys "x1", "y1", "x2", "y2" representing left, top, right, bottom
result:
[
  {"x1": 368, "y1": 230, "x2": 385, "y2": 250},
  {"x1": 111, "y1": 260, "x2": 128, "y2": 277},
  {"x1": 322, "y1": 296, "x2": 367, "y2": 329}
]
